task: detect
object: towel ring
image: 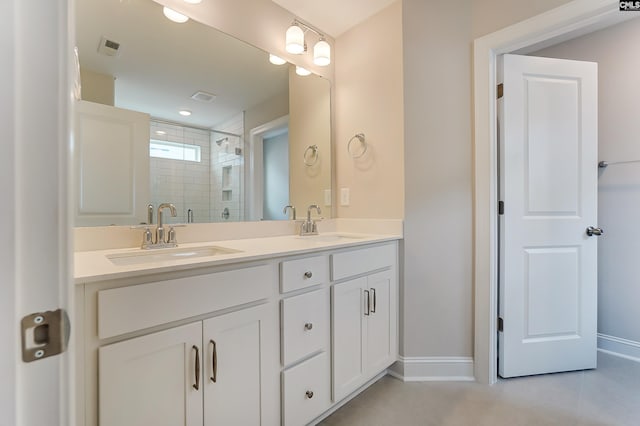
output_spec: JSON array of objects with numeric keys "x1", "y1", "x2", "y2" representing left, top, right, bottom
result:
[
  {"x1": 303, "y1": 145, "x2": 319, "y2": 166},
  {"x1": 348, "y1": 133, "x2": 367, "y2": 158}
]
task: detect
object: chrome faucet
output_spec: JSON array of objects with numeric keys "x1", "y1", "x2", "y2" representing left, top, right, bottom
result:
[
  {"x1": 283, "y1": 205, "x2": 296, "y2": 220},
  {"x1": 300, "y1": 204, "x2": 321, "y2": 236},
  {"x1": 140, "y1": 203, "x2": 179, "y2": 249},
  {"x1": 156, "y1": 203, "x2": 177, "y2": 244}
]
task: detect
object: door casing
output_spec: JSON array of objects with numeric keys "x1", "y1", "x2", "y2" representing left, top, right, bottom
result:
[{"x1": 473, "y1": 0, "x2": 634, "y2": 384}]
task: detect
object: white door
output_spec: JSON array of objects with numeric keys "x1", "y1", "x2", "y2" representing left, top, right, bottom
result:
[
  {"x1": 2, "y1": 1, "x2": 73, "y2": 425},
  {"x1": 366, "y1": 270, "x2": 394, "y2": 375},
  {"x1": 99, "y1": 322, "x2": 204, "y2": 426},
  {"x1": 203, "y1": 304, "x2": 279, "y2": 426},
  {"x1": 499, "y1": 54, "x2": 599, "y2": 378}
]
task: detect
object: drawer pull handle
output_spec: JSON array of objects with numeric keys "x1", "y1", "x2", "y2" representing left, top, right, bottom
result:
[
  {"x1": 192, "y1": 345, "x2": 200, "y2": 391},
  {"x1": 304, "y1": 323, "x2": 313, "y2": 331},
  {"x1": 210, "y1": 339, "x2": 217, "y2": 383},
  {"x1": 305, "y1": 390, "x2": 314, "y2": 399},
  {"x1": 364, "y1": 290, "x2": 370, "y2": 316},
  {"x1": 371, "y1": 288, "x2": 376, "y2": 313},
  {"x1": 304, "y1": 271, "x2": 313, "y2": 279}
]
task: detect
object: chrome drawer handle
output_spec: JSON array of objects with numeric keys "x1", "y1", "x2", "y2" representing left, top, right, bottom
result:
[
  {"x1": 305, "y1": 390, "x2": 314, "y2": 399},
  {"x1": 304, "y1": 323, "x2": 313, "y2": 331},
  {"x1": 304, "y1": 271, "x2": 313, "y2": 279}
]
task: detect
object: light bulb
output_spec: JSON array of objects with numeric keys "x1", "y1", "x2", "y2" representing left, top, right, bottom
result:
[
  {"x1": 286, "y1": 24, "x2": 305, "y2": 54},
  {"x1": 179, "y1": 109, "x2": 192, "y2": 116},
  {"x1": 313, "y1": 39, "x2": 331, "y2": 66},
  {"x1": 163, "y1": 7, "x2": 189, "y2": 23},
  {"x1": 296, "y1": 66, "x2": 311, "y2": 76},
  {"x1": 269, "y1": 54, "x2": 287, "y2": 65}
]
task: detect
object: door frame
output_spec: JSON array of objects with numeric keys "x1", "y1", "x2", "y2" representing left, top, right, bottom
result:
[
  {"x1": 247, "y1": 115, "x2": 289, "y2": 221},
  {"x1": 472, "y1": 0, "x2": 634, "y2": 384}
]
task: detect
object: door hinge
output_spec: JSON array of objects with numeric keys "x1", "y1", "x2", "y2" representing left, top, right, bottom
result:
[
  {"x1": 498, "y1": 317, "x2": 504, "y2": 332},
  {"x1": 497, "y1": 83, "x2": 504, "y2": 99},
  {"x1": 21, "y1": 309, "x2": 70, "y2": 362},
  {"x1": 498, "y1": 201, "x2": 504, "y2": 215}
]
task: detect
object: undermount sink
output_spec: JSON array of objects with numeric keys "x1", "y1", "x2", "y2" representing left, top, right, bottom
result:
[
  {"x1": 295, "y1": 233, "x2": 367, "y2": 243},
  {"x1": 107, "y1": 245, "x2": 242, "y2": 266}
]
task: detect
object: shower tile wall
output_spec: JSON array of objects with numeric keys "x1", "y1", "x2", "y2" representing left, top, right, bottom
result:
[
  {"x1": 210, "y1": 112, "x2": 244, "y2": 222},
  {"x1": 150, "y1": 121, "x2": 211, "y2": 224}
]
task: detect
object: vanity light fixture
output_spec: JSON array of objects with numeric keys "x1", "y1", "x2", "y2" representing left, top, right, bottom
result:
[
  {"x1": 269, "y1": 54, "x2": 287, "y2": 65},
  {"x1": 295, "y1": 66, "x2": 312, "y2": 77},
  {"x1": 178, "y1": 109, "x2": 192, "y2": 116},
  {"x1": 285, "y1": 19, "x2": 331, "y2": 66},
  {"x1": 163, "y1": 7, "x2": 189, "y2": 23}
]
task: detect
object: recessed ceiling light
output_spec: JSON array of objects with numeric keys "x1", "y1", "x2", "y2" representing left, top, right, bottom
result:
[
  {"x1": 269, "y1": 54, "x2": 287, "y2": 65},
  {"x1": 183, "y1": 0, "x2": 203, "y2": 3},
  {"x1": 155, "y1": 130, "x2": 167, "y2": 135},
  {"x1": 295, "y1": 66, "x2": 311, "y2": 76},
  {"x1": 179, "y1": 109, "x2": 192, "y2": 116},
  {"x1": 163, "y1": 7, "x2": 189, "y2": 23}
]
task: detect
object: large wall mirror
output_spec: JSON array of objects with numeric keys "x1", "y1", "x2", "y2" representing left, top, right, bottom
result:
[{"x1": 75, "y1": 0, "x2": 331, "y2": 226}]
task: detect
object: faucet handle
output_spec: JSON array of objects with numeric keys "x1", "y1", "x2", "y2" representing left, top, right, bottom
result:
[
  {"x1": 167, "y1": 227, "x2": 177, "y2": 245},
  {"x1": 141, "y1": 227, "x2": 154, "y2": 248}
]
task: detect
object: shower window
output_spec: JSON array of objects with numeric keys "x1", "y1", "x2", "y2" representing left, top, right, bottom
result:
[{"x1": 150, "y1": 139, "x2": 201, "y2": 162}]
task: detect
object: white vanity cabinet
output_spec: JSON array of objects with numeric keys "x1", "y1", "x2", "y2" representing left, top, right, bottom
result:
[
  {"x1": 331, "y1": 245, "x2": 398, "y2": 402},
  {"x1": 76, "y1": 239, "x2": 399, "y2": 426}
]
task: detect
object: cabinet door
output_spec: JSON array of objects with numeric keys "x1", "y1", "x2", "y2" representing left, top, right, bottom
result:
[
  {"x1": 203, "y1": 303, "x2": 279, "y2": 426},
  {"x1": 332, "y1": 277, "x2": 367, "y2": 401},
  {"x1": 75, "y1": 100, "x2": 150, "y2": 226},
  {"x1": 366, "y1": 269, "x2": 395, "y2": 375},
  {"x1": 99, "y1": 322, "x2": 203, "y2": 426}
]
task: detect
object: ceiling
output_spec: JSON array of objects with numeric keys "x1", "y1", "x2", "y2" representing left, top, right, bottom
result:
[
  {"x1": 270, "y1": 0, "x2": 397, "y2": 37},
  {"x1": 76, "y1": 0, "x2": 289, "y2": 128}
]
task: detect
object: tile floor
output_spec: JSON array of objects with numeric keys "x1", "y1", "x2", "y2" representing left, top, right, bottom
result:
[{"x1": 320, "y1": 352, "x2": 640, "y2": 426}]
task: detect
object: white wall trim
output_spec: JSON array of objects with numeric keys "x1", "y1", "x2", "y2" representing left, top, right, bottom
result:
[
  {"x1": 598, "y1": 333, "x2": 640, "y2": 363},
  {"x1": 473, "y1": 0, "x2": 629, "y2": 385},
  {"x1": 388, "y1": 357, "x2": 475, "y2": 382}
]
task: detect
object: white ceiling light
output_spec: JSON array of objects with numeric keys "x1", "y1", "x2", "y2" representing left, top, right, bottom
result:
[
  {"x1": 155, "y1": 130, "x2": 167, "y2": 135},
  {"x1": 295, "y1": 66, "x2": 311, "y2": 76},
  {"x1": 269, "y1": 54, "x2": 287, "y2": 65},
  {"x1": 163, "y1": 7, "x2": 189, "y2": 23},
  {"x1": 285, "y1": 20, "x2": 331, "y2": 66},
  {"x1": 286, "y1": 23, "x2": 305, "y2": 54},
  {"x1": 178, "y1": 109, "x2": 192, "y2": 116},
  {"x1": 183, "y1": 0, "x2": 203, "y2": 4},
  {"x1": 313, "y1": 39, "x2": 330, "y2": 66}
]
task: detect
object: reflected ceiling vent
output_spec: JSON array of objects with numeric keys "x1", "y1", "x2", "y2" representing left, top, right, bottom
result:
[
  {"x1": 97, "y1": 36, "x2": 121, "y2": 56},
  {"x1": 191, "y1": 91, "x2": 217, "y2": 103}
]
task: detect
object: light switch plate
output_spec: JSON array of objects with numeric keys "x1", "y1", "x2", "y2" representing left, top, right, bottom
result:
[{"x1": 340, "y1": 188, "x2": 350, "y2": 206}]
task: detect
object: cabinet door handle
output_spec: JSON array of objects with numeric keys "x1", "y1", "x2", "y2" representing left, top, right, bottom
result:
[
  {"x1": 371, "y1": 288, "x2": 376, "y2": 314},
  {"x1": 210, "y1": 339, "x2": 217, "y2": 383},
  {"x1": 304, "y1": 271, "x2": 313, "y2": 279},
  {"x1": 305, "y1": 390, "x2": 314, "y2": 399},
  {"x1": 364, "y1": 290, "x2": 370, "y2": 316},
  {"x1": 192, "y1": 345, "x2": 200, "y2": 391},
  {"x1": 304, "y1": 323, "x2": 313, "y2": 331}
]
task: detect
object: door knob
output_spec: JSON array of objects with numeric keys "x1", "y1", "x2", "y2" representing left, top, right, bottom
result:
[{"x1": 586, "y1": 226, "x2": 604, "y2": 237}]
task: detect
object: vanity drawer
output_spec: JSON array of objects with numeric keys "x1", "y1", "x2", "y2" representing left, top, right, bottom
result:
[
  {"x1": 98, "y1": 264, "x2": 272, "y2": 339},
  {"x1": 281, "y1": 288, "x2": 329, "y2": 366},
  {"x1": 280, "y1": 255, "x2": 328, "y2": 293},
  {"x1": 282, "y1": 351, "x2": 331, "y2": 426},
  {"x1": 331, "y1": 243, "x2": 396, "y2": 281}
]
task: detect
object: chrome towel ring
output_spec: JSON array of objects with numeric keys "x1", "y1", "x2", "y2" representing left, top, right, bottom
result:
[
  {"x1": 304, "y1": 145, "x2": 319, "y2": 166},
  {"x1": 348, "y1": 133, "x2": 367, "y2": 158}
]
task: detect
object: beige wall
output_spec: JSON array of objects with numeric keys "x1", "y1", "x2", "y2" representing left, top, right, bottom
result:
[
  {"x1": 400, "y1": 0, "x2": 575, "y2": 360},
  {"x1": 334, "y1": 1, "x2": 404, "y2": 219},
  {"x1": 244, "y1": 90, "x2": 289, "y2": 147},
  {"x1": 80, "y1": 68, "x2": 114, "y2": 105},
  {"x1": 288, "y1": 66, "x2": 332, "y2": 215}
]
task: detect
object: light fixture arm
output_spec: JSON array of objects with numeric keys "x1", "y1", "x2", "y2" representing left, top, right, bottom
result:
[{"x1": 292, "y1": 19, "x2": 326, "y2": 41}]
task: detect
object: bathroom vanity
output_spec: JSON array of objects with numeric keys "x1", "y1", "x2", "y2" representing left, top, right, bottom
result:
[{"x1": 74, "y1": 232, "x2": 400, "y2": 426}]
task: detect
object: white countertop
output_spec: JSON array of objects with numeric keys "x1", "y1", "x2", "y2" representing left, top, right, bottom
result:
[{"x1": 74, "y1": 232, "x2": 401, "y2": 283}]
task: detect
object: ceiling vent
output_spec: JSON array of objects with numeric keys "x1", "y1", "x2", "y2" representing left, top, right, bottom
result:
[
  {"x1": 191, "y1": 91, "x2": 217, "y2": 103},
  {"x1": 97, "y1": 36, "x2": 121, "y2": 56}
]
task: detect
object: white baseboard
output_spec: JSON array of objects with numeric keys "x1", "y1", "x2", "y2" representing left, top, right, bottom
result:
[
  {"x1": 388, "y1": 356, "x2": 475, "y2": 382},
  {"x1": 598, "y1": 333, "x2": 640, "y2": 363}
]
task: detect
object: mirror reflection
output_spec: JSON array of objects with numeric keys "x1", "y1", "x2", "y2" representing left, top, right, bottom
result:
[{"x1": 74, "y1": 0, "x2": 331, "y2": 226}]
